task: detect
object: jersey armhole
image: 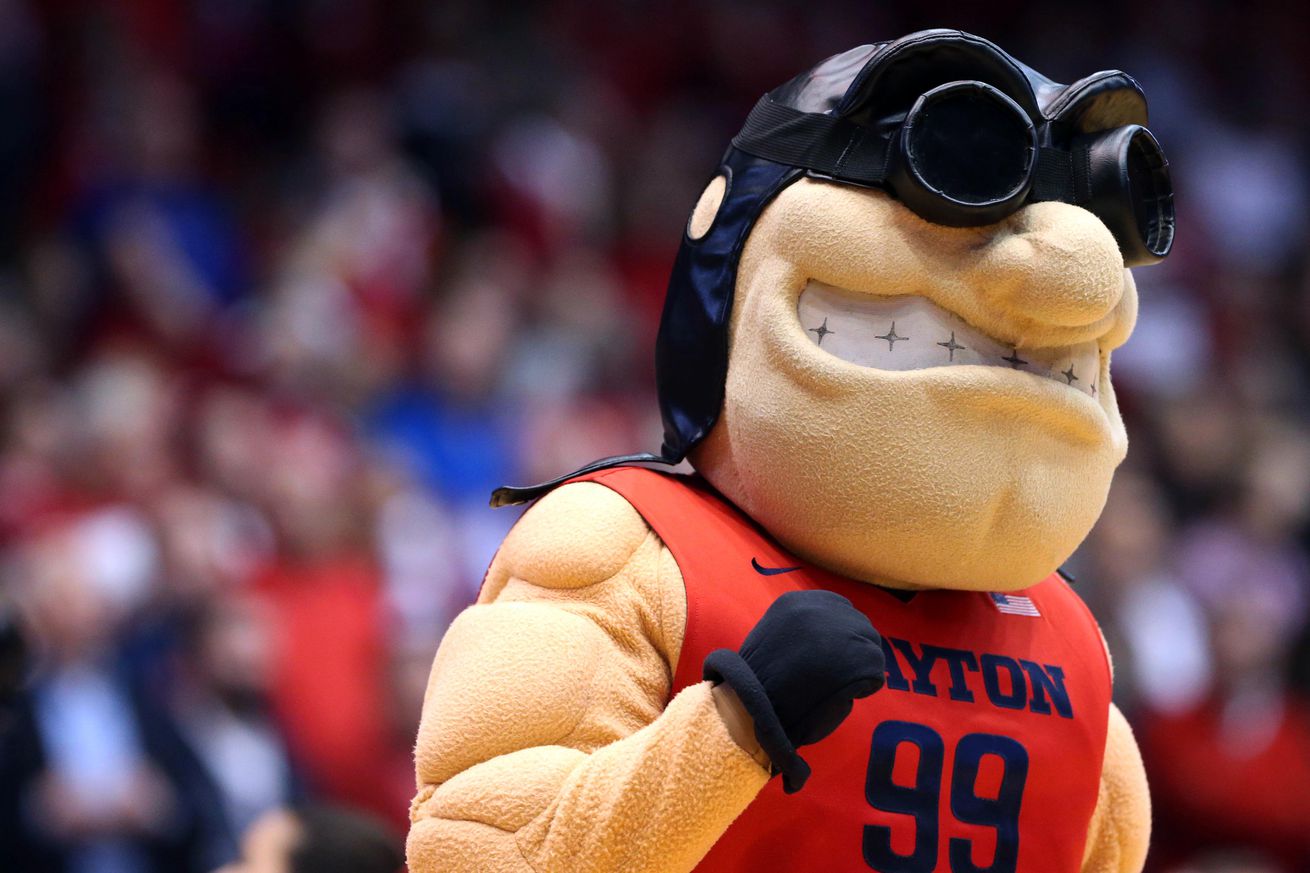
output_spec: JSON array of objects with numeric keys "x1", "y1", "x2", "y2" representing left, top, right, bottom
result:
[
  {"x1": 568, "y1": 467, "x2": 699, "y2": 698},
  {"x1": 1055, "y1": 576, "x2": 1114, "y2": 693}
]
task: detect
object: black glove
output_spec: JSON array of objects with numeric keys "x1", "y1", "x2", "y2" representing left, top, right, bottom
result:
[{"x1": 704, "y1": 589, "x2": 884, "y2": 793}]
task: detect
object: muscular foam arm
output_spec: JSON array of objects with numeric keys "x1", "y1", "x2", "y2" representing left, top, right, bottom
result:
[
  {"x1": 407, "y1": 482, "x2": 770, "y2": 873},
  {"x1": 1081, "y1": 703, "x2": 1151, "y2": 873}
]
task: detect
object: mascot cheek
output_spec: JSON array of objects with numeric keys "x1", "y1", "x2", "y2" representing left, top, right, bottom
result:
[{"x1": 708, "y1": 358, "x2": 1118, "y2": 590}]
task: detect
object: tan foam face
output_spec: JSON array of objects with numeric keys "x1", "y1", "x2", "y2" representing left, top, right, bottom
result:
[{"x1": 690, "y1": 178, "x2": 1138, "y2": 591}]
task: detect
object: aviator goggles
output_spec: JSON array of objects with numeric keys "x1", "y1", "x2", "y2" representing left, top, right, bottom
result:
[{"x1": 732, "y1": 79, "x2": 1175, "y2": 267}]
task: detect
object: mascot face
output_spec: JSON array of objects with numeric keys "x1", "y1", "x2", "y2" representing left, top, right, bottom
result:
[{"x1": 693, "y1": 178, "x2": 1137, "y2": 591}]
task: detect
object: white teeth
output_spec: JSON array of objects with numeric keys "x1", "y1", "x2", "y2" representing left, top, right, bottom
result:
[{"x1": 797, "y1": 280, "x2": 1100, "y2": 397}]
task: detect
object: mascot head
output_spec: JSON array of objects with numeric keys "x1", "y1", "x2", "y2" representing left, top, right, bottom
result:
[{"x1": 495, "y1": 29, "x2": 1173, "y2": 593}]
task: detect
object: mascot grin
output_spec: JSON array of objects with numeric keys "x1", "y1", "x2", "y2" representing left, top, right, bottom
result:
[{"x1": 409, "y1": 28, "x2": 1171, "y2": 873}]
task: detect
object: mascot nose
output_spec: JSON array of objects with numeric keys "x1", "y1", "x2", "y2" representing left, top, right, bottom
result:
[{"x1": 969, "y1": 201, "x2": 1125, "y2": 330}]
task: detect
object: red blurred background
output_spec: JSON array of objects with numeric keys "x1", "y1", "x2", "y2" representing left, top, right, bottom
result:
[{"x1": 1, "y1": 2, "x2": 1309, "y2": 871}]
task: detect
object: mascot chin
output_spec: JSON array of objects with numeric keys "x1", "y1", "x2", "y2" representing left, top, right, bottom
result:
[{"x1": 408, "y1": 29, "x2": 1172, "y2": 873}]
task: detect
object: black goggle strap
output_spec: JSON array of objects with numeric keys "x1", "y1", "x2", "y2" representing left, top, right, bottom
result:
[
  {"x1": 732, "y1": 97, "x2": 892, "y2": 184},
  {"x1": 1028, "y1": 147, "x2": 1093, "y2": 205},
  {"x1": 732, "y1": 95, "x2": 1093, "y2": 208}
]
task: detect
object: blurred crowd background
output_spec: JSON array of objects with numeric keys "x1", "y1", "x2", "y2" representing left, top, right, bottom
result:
[{"x1": 1, "y1": 1, "x2": 1308, "y2": 872}]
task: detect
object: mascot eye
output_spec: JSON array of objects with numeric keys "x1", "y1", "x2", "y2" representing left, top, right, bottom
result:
[{"x1": 687, "y1": 174, "x2": 728, "y2": 241}]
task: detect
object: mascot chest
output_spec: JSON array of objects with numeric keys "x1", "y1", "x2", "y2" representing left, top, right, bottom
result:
[{"x1": 584, "y1": 466, "x2": 1111, "y2": 873}]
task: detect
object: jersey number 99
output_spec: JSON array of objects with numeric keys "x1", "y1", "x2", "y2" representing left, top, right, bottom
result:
[{"x1": 864, "y1": 720, "x2": 1029, "y2": 873}]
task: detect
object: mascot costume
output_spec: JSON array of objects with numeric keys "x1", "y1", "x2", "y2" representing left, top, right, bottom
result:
[{"x1": 407, "y1": 29, "x2": 1173, "y2": 873}]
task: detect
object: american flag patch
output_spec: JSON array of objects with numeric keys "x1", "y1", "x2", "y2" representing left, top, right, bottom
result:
[{"x1": 989, "y1": 592, "x2": 1041, "y2": 617}]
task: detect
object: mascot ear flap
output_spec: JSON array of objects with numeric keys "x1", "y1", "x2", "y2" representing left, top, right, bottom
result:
[{"x1": 688, "y1": 175, "x2": 728, "y2": 241}]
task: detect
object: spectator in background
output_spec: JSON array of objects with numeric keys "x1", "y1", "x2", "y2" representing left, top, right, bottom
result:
[
  {"x1": 1137, "y1": 425, "x2": 1310, "y2": 870},
  {"x1": 260, "y1": 87, "x2": 439, "y2": 410},
  {"x1": 1083, "y1": 470, "x2": 1212, "y2": 716},
  {"x1": 67, "y1": 71, "x2": 247, "y2": 354},
  {"x1": 370, "y1": 233, "x2": 527, "y2": 504},
  {"x1": 250, "y1": 414, "x2": 396, "y2": 824},
  {"x1": 369, "y1": 234, "x2": 531, "y2": 578},
  {"x1": 163, "y1": 594, "x2": 300, "y2": 873},
  {"x1": 214, "y1": 805, "x2": 402, "y2": 873},
  {"x1": 0, "y1": 518, "x2": 188, "y2": 873},
  {"x1": 1139, "y1": 581, "x2": 1310, "y2": 871}
]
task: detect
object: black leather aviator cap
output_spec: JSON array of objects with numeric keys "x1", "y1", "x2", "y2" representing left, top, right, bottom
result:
[
  {"x1": 490, "y1": 29, "x2": 1173, "y2": 508},
  {"x1": 730, "y1": 30, "x2": 1173, "y2": 256}
]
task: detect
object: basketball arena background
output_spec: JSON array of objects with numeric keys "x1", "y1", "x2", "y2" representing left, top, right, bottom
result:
[{"x1": 0, "y1": 1, "x2": 1308, "y2": 871}]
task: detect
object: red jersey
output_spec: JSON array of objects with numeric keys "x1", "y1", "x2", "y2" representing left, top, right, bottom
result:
[{"x1": 579, "y1": 467, "x2": 1111, "y2": 873}]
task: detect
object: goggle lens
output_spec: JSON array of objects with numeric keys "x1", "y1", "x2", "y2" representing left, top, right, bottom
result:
[
  {"x1": 1080, "y1": 124, "x2": 1175, "y2": 266},
  {"x1": 1127, "y1": 129, "x2": 1174, "y2": 261},
  {"x1": 899, "y1": 82, "x2": 1036, "y2": 220}
]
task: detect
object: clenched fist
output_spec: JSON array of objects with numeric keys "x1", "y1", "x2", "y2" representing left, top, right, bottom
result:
[{"x1": 704, "y1": 589, "x2": 885, "y2": 793}]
